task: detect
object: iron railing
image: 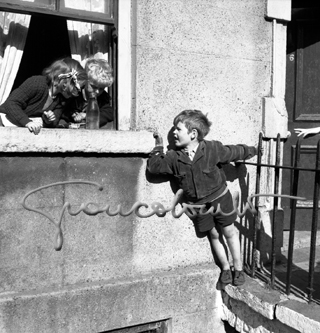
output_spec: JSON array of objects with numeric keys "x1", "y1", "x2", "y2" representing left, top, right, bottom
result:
[{"x1": 239, "y1": 133, "x2": 320, "y2": 304}]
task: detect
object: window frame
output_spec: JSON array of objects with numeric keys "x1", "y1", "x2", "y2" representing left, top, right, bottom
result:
[
  {"x1": 0, "y1": 0, "x2": 121, "y2": 130},
  {"x1": 0, "y1": 0, "x2": 143, "y2": 153},
  {"x1": 0, "y1": 0, "x2": 117, "y2": 25}
]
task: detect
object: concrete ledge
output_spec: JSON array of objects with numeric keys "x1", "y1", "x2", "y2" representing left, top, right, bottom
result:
[
  {"x1": 222, "y1": 275, "x2": 320, "y2": 333},
  {"x1": 0, "y1": 264, "x2": 222, "y2": 333},
  {"x1": 0, "y1": 127, "x2": 154, "y2": 154},
  {"x1": 276, "y1": 300, "x2": 320, "y2": 333},
  {"x1": 224, "y1": 276, "x2": 284, "y2": 319}
]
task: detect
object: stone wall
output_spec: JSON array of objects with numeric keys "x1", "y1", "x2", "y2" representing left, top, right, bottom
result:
[
  {"x1": 0, "y1": 129, "x2": 223, "y2": 332},
  {"x1": 0, "y1": 0, "x2": 291, "y2": 332}
]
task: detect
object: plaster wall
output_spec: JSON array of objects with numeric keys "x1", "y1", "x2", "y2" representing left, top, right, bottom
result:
[
  {"x1": 0, "y1": 147, "x2": 223, "y2": 332},
  {"x1": 132, "y1": 1, "x2": 275, "y2": 249},
  {"x1": 133, "y1": 0, "x2": 269, "y2": 145},
  {"x1": 0, "y1": 0, "x2": 288, "y2": 332}
]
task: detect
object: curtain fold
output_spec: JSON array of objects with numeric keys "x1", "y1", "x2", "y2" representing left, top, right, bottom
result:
[
  {"x1": 65, "y1": 0, "x2": 111, "y2": 65},
  {"x1": 67, "y1": 20, "x2": 111, "y2": 66},
  {"x1": 0, "y1": 12, "x2": 31, "y2": 103}
]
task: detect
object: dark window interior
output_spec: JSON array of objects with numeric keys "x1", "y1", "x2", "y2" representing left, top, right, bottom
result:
[{"x1": 12, "y1": 14, "x2": 71, "y2": 91}]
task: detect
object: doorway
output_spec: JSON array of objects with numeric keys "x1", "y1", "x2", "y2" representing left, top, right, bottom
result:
[{"x1": 283, "y1": 0, "x2": 320, "y2": 231}]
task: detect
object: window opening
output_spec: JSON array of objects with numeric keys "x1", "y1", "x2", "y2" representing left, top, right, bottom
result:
[
  {"x1": 101, "y1": 320, "x2": 171, "y2": 333},
  {"x1": 12, "y1": 15, "x2": 71, "y2": 90},
  {"x1": 0, "y1": 0, "x2": 118, "y2": 130}
]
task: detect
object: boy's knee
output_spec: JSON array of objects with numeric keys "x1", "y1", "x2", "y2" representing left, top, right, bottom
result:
[
  {"x1": 223, "y1": 224, "x2": 238, "y2": 238},
  {"x1": 209, "y1": 226, "x2": 220, "y2": 239}
]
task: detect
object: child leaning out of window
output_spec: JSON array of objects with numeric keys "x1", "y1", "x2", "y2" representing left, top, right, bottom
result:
[{"x1": 0, "y1": 57, "x2": 87, "y2": 134}]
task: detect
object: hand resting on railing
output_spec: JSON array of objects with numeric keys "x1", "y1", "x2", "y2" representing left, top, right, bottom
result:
[{"x1": 294, "y1": 127, "x2": 320, "y2": 138}]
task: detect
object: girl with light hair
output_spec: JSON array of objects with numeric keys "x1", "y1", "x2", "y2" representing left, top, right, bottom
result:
[{"x1": 85, "y1": 57, "x2": 114, "y2": 90}]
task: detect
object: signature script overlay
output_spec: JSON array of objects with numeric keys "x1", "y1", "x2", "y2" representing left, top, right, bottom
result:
[{"x1": 21, "y1": 180, "x2": 306, "y2": 251}]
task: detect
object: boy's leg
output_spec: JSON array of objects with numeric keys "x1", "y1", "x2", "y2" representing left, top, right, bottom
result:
[
  {"x1": 209, "y1": 190, "x2": 246, "y2": 285},
  {"x1": 221, "y1": 224, "x2": 242, "y2": 271},
  {"x1": 209, "y1": 226, "x2": 230, "y2": 270},
  {"x1": 209, "y1": 226, "x2": 232, "y2": 284},
  {"x1": 222, "y1": 223, "x2": 246, "y2": 286}
]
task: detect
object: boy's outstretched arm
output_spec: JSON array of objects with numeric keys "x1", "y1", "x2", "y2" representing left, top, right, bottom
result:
[
  {"x1": 147, "y1": 132, "x2": 174, "y2": 175},
  {"x1": 217, "y1": 141, "x2": 258, "y2": 164}
]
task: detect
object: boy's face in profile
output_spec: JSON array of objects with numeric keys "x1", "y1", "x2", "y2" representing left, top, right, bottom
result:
[
  {"x1": 173, "y1": 121, "x2": 194, "y2": 149},
  {"x1": 88, "y1": 81, "x2": 105, "y2": 97}
]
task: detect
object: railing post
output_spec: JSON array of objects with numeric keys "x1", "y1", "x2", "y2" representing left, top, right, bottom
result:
[
  {"x1": 270, "y1": 134, "x2": 281, "y2": 288},
  {"x1": 251, "y1": 132, "x2": 263, "y2": 278},
  {"x1": 307, "y1": 138, "x2": 320, "y2": 302},
  {"x1": 286, "y1": 137, "x2": 302, "y2": 295}
]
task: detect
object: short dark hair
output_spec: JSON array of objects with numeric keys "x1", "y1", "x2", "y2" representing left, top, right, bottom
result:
[{"x1": 173, "y1": 109, "x2": 212, "y2": 141}]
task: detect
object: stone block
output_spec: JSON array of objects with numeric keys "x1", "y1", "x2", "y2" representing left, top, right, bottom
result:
[
  {"x1": 262, "y1": 97, "x2": 289, "y2": 139},
  {"x1": 224, "y1": 276, "x2": 284, "y2": 319},
  {"x1": 276, "y1": 299, "x2": 320, "y2": 333},
  {"x1": 0, "y1": 128, "x2": 154, "y2": 153},
  {"x1": 266, "y1": 0, "x2": 291, "y2": 21},
  {"x1": 0, "y1": 265, "x2": 221, "y2": 333}
]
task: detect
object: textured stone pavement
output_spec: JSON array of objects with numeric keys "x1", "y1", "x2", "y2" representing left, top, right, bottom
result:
[{"x1": 275, "y1": 245, "x2": 320, "y2": 302}]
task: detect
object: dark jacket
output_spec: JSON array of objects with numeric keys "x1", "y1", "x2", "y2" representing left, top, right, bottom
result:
[
  {"x1": 0, "y1": 75, "x2": 65, "y2": 127},
  {"x1": 147, "y1": 140, "x2": 257, "y2": 204},
  {"x1": 62, "y1": 90, "x2": 114, "y2": 127}
]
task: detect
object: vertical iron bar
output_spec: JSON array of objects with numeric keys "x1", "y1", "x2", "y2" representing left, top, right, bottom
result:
[
  {"x1": 251, "y1": 132, "x2": 263, "y2": 278},
  {"x1": 270, "y1": 134, "x2": 281, "y2": 287},
  {"x1": 307, "y1": 138, "x2": 320, "y2": 302},
  {"x1": 286, "y1": 137, "x2": 302, "y2": 295}
]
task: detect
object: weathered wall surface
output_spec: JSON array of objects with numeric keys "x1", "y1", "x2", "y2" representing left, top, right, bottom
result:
[
  {"x1": 1, "y1": 155, "x2": 144, "y2": 292},
  {"x1": 134, "y1": 0, "x2": 269, "y2": 145},
  {"x1": 132, "y1": 1, "x2": 273, "y2": 258},
  {"x1": 0, "y1": 149, "x2": 223, "y2": 332},
  {"x1": 0, "y1": 0, "x2": 284, "y2": 332}
]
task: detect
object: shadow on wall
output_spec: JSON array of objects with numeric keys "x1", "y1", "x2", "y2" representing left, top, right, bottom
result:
[{"x1": 222, "y1": 163, "x2": 255, "y2": 265}]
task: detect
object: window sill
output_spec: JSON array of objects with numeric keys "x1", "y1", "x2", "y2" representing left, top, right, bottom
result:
[{"x1": 0, "y1": 128, "x2": 154, "y2": 154}]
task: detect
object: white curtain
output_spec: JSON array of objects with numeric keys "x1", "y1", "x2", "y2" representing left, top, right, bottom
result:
[
  {"x1": 67, "y1": 20, "x2": 110, "y2": 66},
  {"x1": 0, "y1": 12, "x2": 31, "y2": 103},
  {"x1": 65, "y1": 0, "x2": 111, "y2": 66}
]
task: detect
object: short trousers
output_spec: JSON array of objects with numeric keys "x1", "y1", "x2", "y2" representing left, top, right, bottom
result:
[{"x1": 189, "y1": 190, "x2": 237, "y2": 233}]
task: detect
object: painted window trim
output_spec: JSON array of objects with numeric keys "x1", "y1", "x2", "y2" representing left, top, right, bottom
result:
[{"x1": 117, "y1": 0, "x2": 131, "y2": 131}]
